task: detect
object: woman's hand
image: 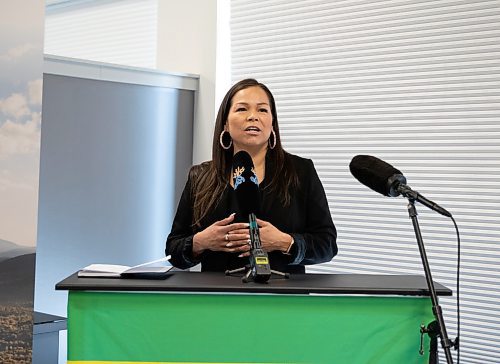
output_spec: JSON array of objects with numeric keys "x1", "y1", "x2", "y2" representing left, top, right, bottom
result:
[
  {"x1": 231, "y1": 218, "x2": 293, "y2": 257},
  {"x1": 192, "y1": 213, "x2": 251, "y2": 257},
  {"x1": 256, "y1": 218, "x2": 293, "y2": 254}
]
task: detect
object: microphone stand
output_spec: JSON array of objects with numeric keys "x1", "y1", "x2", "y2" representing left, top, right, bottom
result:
[
  {"x1": 226, "y1": 213, "x2": 289, "y2": 283},
  {"x1": 406, "y1": 198, "x2": 456, "y2": 364}
]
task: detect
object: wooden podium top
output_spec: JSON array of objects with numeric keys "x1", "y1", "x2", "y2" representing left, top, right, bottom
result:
[{"x1": 56, "y1": 270, "x2": 452, "y2": 297}]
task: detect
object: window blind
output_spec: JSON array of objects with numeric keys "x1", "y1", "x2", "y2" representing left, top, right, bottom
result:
[
  {"x1": 231, "y1": 1, "x2": 500, "y2": 363},
  {"x1": 44, "y1": 0, "x2": 157, "y2": 68}
]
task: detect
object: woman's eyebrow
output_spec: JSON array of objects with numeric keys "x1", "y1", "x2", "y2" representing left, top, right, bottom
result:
[{"x1": 233, "y1": 102, "x2": 269, "y2": 106}]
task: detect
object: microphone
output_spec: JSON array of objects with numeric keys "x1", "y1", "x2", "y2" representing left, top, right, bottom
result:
[
  {"x1": 349, "y1": 155, "x2": 452, "y2": 217},
  {"x1": 232, "y1": 150, "x2": 261, "y2": 217},
  {"x1": 232, "y1": 151, "x2": 271, "y2": 282}
]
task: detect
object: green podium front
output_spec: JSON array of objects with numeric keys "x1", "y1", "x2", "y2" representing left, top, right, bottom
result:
[{"x1": 56, "y1": 271, "x2": 451, "y2": 364}]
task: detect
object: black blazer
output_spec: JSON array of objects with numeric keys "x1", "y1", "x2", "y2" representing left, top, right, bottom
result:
[{"x1": 166, "y1": 153, "x2": 337, "y2": 273}]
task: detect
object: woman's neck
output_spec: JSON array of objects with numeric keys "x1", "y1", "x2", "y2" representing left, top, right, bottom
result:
[{"x1": 249, "y1": 148, "x2": 266, "y2": 169}]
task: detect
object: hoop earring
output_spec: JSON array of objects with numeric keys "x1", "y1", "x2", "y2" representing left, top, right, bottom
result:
[
  {"x1": 220, "y1": 130, "x2": 232, "y2": 150},
  {"x1": 268, "y1": 129, "x2": 276, "y2": 150}
]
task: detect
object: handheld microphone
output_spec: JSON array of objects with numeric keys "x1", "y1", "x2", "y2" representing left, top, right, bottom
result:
[
  {"x1": 349, "y1": 155, "x2": 452, "y2": 217},
  {"x1": 232, "y1": 151, "x2": 271, "y2": 283}
]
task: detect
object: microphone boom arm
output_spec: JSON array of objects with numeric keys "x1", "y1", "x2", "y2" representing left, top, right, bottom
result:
[{"x1": 396, "y1": 184, "x2": 452, "y2": 218}]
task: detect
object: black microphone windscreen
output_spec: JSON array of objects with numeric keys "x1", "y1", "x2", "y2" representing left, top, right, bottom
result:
[
  {"x1": 232, "y1": 151, "x2": 260, "y2": 215},
  {"x1": 349, "y1": 155, "x2": 405, "y2": 196}
]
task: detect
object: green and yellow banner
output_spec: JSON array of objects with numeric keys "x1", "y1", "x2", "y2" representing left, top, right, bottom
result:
[{"x1": 68, "y1": 291, "x2": 433, "y2": 363}]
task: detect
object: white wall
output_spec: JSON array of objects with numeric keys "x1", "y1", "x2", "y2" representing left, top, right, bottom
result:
[
  {"x1": 156, "y1": 0, "x2": 218, "y2": 165},
  {"x1": 215, "y1": 0, "x2": 232, "y2": 118}
]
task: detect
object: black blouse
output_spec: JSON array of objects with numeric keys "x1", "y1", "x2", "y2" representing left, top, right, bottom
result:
[{"x1": 165, "y1": 153, "x2": 337, "y2": 274}]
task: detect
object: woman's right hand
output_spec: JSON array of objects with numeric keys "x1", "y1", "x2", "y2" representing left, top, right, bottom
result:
[{"x1": 192, "y1": 213, "x2": 250, "y2": 256}]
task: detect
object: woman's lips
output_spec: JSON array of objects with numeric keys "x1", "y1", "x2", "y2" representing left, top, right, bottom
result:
[
  {"x1": 245, "y1": 127, "x2": 261, "y2": 133},
  {"x1": 244, "y1": 129, "x2": 261, "y2": 135}
]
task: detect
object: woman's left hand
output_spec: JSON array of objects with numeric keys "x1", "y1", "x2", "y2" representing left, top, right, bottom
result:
[{"x1": 255, "y1": 218, "x2": 292, "y2": 253}]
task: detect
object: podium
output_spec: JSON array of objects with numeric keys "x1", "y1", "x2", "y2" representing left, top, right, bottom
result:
[{"x1": 56, "y1": 271, "x2": 451, "y2": 363}]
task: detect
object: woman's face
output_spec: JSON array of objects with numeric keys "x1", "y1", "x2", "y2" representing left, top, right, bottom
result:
[{"x1": 226, "y1": 86, "x2": 273, "y2": 153}]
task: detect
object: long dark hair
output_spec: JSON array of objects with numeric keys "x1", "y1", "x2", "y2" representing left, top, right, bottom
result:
[{"x1": 191, "y1": 79, "x2": 299, "y2": 226}]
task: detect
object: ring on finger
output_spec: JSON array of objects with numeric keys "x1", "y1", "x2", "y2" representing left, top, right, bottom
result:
[{"x1": 225, "y1": 233, "x2": 229, "y2": 241}]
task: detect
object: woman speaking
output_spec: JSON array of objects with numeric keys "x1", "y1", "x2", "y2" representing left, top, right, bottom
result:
[{"x1": 166, "y1": 79, "x2": 337, "y2": 273}]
